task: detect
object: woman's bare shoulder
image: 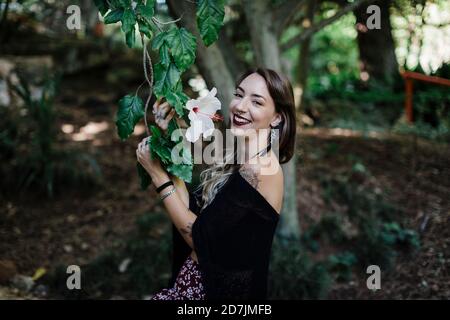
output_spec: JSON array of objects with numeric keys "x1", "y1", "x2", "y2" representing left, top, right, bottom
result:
[{"x1": 239, "y1": 155, "x2": 283, "y2": 214}]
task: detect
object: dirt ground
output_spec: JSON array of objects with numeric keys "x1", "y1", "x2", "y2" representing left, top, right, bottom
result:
[
  {"x1": 298, "y1": 129, "x2": 449, "y2": 299},
  {"x1": 0, "y1": 73, "x2": 449, "y2": 299}
]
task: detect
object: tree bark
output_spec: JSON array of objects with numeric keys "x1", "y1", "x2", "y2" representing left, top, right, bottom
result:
[
  {"x1": 242, "y1": 0, "x2": 282, "y2": 71},
  {"x1": 353, "y1": 0, "x2": 399, "y2": 85},
  {"x1": 297, "y1": 0, "x2": 317, "y2": 113},
  {"x1": 242, "y1": 0, "x2": 301, "y2": 242}
]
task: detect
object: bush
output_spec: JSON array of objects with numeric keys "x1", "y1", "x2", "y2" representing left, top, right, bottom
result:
[
  {"x1": 1, "y1": 73, "x2": 101, "y2": 197},
  {"x1": 269, "y1": 238, "x2": 332, "y2": 299}
]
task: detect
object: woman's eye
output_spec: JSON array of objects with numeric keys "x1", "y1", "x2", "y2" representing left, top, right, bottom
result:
[
  {"x1": 253, "y1": 101, "x2": 262, "y2": 106},
  {"x1": 233, "y1": 93, "x2": 242, "y2": 98}
]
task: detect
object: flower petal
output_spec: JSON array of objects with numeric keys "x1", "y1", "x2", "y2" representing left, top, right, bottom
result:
[
  {"x1": 196, "y1": 113, "x2": 215, "y2": 138},
  {"x1": 190, "y1": 87, "x2": 219, "y2": 115},
  {"x1": 185, "y1": 98, "x2": 200, "y2": 111},
  {"x1": 185, "y1": 119, "x2": 203, "y2": 142}
]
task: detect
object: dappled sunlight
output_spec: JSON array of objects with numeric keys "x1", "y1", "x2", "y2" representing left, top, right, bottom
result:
[
  {"x1": 132, "y1": 123, "x2": 146, "y2": 136},
  {"x1": 303, "y1": 127, "x2": 386, "y2": 138},
  {"x1": 64, "y1": 121, "x2": 109, "y2": 142}
]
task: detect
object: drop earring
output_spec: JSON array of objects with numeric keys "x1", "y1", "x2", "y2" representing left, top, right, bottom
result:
[{"x1": 270, "y1": 125, "x2": 279, "y2": 146}]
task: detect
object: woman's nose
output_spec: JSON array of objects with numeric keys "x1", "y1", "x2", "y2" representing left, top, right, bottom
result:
[{"x1": 235, "y1": 97, "x2": 249, "y2": 112}]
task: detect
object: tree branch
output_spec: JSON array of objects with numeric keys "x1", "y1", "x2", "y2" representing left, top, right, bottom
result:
[
  {"x1": 280, "y1": 0, "x2": 371, "y2": 51},
  {"x1": 272, "y1": 0, "x2": 308, "y2": 35}
]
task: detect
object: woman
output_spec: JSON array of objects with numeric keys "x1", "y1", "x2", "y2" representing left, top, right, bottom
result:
[{"x1": 136, "y1": 67, "x2": 296, "y2": 300}]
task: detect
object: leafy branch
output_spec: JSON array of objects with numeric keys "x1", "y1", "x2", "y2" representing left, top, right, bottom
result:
[{"x1": 94, "y1": 0, "x2": 225, "y2": 188}]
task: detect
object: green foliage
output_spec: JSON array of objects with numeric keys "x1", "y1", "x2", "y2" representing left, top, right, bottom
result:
[
  {"x1": 393, "y1": 121, "x2": 450, "y2": 142},
  {"x1": 3, "y1": 74, "x2": 101, "y2": 197},
  {"x1": 165, "y1": 89, "x2": 189, "y2": 117},
  {"x1": 94, "y1": 0, "x2": 109, "y2": 16},
  {"x1": 196, "y1": 0, "x2": 226, "y2": 46},
  {"x1": 392, "y1": 64, "x2": 450, "y2": 143},
  {"x1": 137, "y1": 162, "x2": 151, "y2": 190},
  {"x1": 116, "y1": 94, "x2": 145, "y2": 140},
  {"x1": 104, "y1": 8, "x2": 124, "y2": 24},
  {"x1": 93, "y1": 0, "x2": 225, "y2": 186},
  {"x1": 152, "y1": 27, "x2": 197, "y2": 73},
  {"x1": 153, "y1": 61, "x2": 181, "y2": 97},
  {"x1": 302, "y1": 214, "x2": 347, "y2": 252},
  {"x1": 326, "y1": 252, "x2": 358, "y2": 282},
  {"x1": 269, "y1": 239, "x2": 332, "y2": 299},
  {"x1": 148, "y1": 124, "x2": 193, "y2": 183},
  {"x1": 317, "y1": 168, "x2": 420, "y2": 270}
]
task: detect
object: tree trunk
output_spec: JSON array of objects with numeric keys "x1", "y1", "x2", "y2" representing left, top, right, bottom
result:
[
  {"x1": 242, "y1": 0, "x2": 300, "y2": 242},
  {"x1": 241, "y1": 0, "x2": 282, "y2": 71},
  {"x1": 297, "y1": 0, "x2": 317, "y2": 115},
  {"x1": 354, "y1": 0, "x2": 399, "y2": 85}
]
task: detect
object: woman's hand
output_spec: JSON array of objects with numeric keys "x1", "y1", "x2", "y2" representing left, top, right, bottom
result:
[
  {"x1": 136, "y1": 136, "x2": 169, "y2": 186},
  {"x1": 153, "y1": 97, "x2": 188, "y2": 131},
  {"x1": 153, "y1": 97, "x2": 176, "y2": 131}
]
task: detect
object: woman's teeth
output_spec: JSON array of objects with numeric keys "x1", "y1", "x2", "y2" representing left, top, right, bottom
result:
[{"x1": 233, "y1": 114, "x2": 251, "y2": 126}]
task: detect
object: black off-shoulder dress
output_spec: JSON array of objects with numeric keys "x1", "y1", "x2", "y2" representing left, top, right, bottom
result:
[{"x1": 161, "y1": 169, "x2": 280, "y2": 300}]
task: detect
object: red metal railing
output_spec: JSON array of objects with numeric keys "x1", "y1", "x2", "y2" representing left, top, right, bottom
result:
[{"x1": 401, "y1": 71, "x2": 450, "y2": 123}]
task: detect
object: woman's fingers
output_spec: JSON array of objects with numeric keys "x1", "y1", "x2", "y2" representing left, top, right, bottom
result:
[
  {"x1": 166, "y1": 108, "x2": 176, "y2": 122},
  {"x1": 152, "y1": 97, "x2": 163, "y2": 114},
  {"x1": 159, "y1": 101, "x2": 170, "y2": 114}
]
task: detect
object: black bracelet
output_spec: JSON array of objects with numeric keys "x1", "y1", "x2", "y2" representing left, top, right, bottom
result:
[{"x1": 156, "y1": 180, "x2": 174, "y2": 193}]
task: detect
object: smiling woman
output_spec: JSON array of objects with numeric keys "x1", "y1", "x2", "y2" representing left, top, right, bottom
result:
[{"x1": 138, "y1": 67, "x2": 296, "y2": 300}]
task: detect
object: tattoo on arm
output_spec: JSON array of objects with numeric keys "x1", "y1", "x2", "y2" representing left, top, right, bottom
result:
[
  {"x1": 239, "y1": 166, "x2": 260, "y2": 189},
  {"x1": 180, "y1": 221, "x2": 193, "y2": 238}
]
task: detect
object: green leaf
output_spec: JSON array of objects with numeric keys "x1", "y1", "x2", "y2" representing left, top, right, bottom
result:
[
  {"x1": 151, "y1": 31, "x2": 173, "y2": 67},
  {"x1": 152, "y1": 28, "x2": 196, "y2": 71},
  {"x1": 149, "y1": 125, "x2": 172, "y2": 164},
  {"x1": 137, "y1": 162, "x2": 151, "y2": 190},
  {"x1": 121, "y1": 8, "x2": 136, "y2": 33},
  {"x1": 150, "y1": 124, "x2": 162, "y2": 139},
  {"x1": 159, "y1": 42, "x2": 171, "y2": 67},
  {"x1": 196, "y1": 0, "x2": 225, "y2": 46},
  {"x1": 138, "y1": 20, "x2": 153, "y2": 40},
  {"x1": 167, "y1": 163, "x2": 192, "y2": 183},
  {"x1": 136, "y1": 0, "x2": 155, "y2": 24},
  {"x1": 112, "y1": 0, "x2": 130, "y2": 8},
  {"x1": 104, "y1": 8, "x2": 124, "y2": 24},
  {"x1": 94, "y1": 0, "x2": 109, "y2": 16},
  {"x1": 153, "y1": 62, "x2": 181, "y2": 96},
  {"x1": 125, "y1": 28, "x2": 136, "y2": 48},
  {"x1": 167, "y1": 28, "x2": 197, "y2": 72},
  {"x1": 116, "y1": 94, "x2": 144, "y2": 140},
  {"x1": 151, "y1": 30, "x2": 167, "y2": 51},
  {"x1": 165, "y1": 89, "x2": 189, "y2": 117},
  {"x1": 167, "y1": 118, "x2": 179, "y2": 138}
]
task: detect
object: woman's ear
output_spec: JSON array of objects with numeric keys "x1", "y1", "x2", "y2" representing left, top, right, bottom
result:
[{"x1": 271, "y1": 113, "x2": 282, "y2": 128}]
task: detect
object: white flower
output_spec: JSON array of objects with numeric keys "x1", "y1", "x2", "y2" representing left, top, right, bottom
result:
[{"x1": 184, "y1": 87, "x2": 222, "y2": 143}]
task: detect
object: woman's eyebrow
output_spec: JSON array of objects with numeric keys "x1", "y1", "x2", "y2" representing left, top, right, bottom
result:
[{"x1": 237, "y1": 86, "x2": 266, "y2": 101}]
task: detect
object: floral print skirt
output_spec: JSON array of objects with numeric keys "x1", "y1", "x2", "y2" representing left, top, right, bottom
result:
[{"x1": 151, "y1": 255, "x2": 206, "y2": 300}]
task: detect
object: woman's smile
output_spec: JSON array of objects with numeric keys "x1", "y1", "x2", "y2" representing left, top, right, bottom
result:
[{"x1": 232, "y1": 112, "x2": 252, "y2": 127}]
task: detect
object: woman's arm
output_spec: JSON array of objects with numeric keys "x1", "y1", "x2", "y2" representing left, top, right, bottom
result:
[
  {"x1": 172, "y1": 176, "x2": 189, "y2": 209},
  {"x1": 137, "y1": 138, "x2": 196, "y2": 250},
  {"x1": 153, "y1": 175, "x2": 196, "y2": 249},
  {"x1": 136, "y1": 98, "x2": 194, "y2": 248}
]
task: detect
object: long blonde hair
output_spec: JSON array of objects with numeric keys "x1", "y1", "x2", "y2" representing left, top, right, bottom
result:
[
  {"x1": 196, "y1": 67, "x2": 296, "y2": 210},
  {"x1": 197, "y1": 148, "x2": 239, "y2": 210}
]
